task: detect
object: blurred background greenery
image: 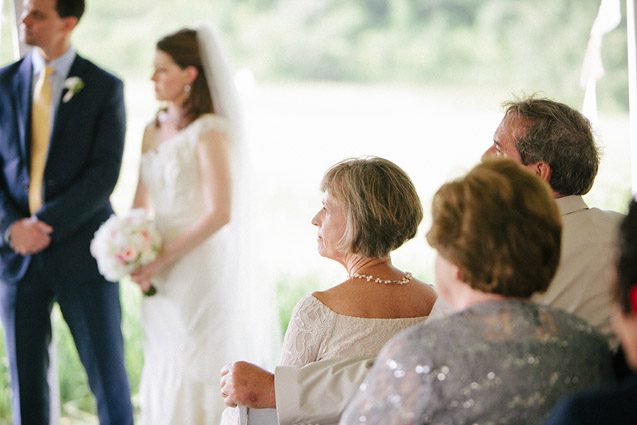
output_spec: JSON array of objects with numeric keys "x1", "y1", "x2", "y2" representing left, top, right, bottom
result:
[{"x1": 0, "y1": 0, "x2": 632, "y2": 423}]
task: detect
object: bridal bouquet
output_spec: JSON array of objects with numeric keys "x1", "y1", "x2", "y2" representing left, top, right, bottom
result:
[{"x1": 90, "y1": 209, "x2": 162, "y2": 295}]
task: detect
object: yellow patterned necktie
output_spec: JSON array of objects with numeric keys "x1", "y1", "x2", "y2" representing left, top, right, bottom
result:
[{"x1": 29, "y1": 65, "x2": 54, "y2": 214}]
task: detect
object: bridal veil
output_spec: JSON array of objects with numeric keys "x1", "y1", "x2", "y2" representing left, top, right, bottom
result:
[{"x1": 196, "y1": 23, "x2": 281, "y2": 369}]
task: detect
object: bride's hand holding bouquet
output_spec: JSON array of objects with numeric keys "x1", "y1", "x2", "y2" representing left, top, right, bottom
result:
[
  {"x1": 129, "y1": 248, "x2": 174, "y2": 295},
  {"x1": 90, "y1": 209, "x2": 162, "y2": 296}
]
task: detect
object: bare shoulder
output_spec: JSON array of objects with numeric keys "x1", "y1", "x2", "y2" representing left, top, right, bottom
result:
[
  {"x1": 311, "y1": 287, "x2": 334, "y2": 306},
  {"x1": 198, "y1": 126, "x2": 226, "y2": 145},
  {"x1": 311, "y1": 282, "x2": 349, "y2": 310},
  {"x1": 197, "y1": 114, "x2": 228, "y2": 144},
  {"x1": 406, "y1": 278, "x2": 438, "y2": 315},
  {"x1": 411, "y1": 278, "x2": 437, "y2": 299},
  {"x1": 141, "y1": 121, "x2": 159, "y2": 153}
]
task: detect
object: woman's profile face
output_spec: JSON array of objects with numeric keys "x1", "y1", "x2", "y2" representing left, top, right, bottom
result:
[
  {"x1": 311, "y1": 191, "x2": 347, "y2": 262},
  {"x1": 151, "y1": 50, "x2": 191, "y2": 103}
]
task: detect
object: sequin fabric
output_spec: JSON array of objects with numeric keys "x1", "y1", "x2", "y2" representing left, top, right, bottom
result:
[{"x1": 340, "y1": 300, "x2": 614, "y2": 425}]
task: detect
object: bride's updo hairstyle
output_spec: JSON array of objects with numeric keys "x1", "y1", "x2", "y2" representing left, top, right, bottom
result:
[
  {"x1": 320, "y1": 156, "x2": 423, "y2": 258},
  {"x1": 427, "y1": 157, "x2": 562, "y2": 298},
  {"x1": 156, "y1": 28, "x2": 214, "y2": 128}
]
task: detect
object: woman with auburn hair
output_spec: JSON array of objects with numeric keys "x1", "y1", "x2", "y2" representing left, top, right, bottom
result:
[
  {"x1": 544, "y1": 198, "x2": 637, "y2": 425},
  {"x1": 341, "y1": 158, "x2": 614, "y2": 425}
]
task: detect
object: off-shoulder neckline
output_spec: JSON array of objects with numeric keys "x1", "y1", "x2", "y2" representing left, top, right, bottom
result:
[{"x1": 306, "y1": 294, "x2": 428, "y2": 321}]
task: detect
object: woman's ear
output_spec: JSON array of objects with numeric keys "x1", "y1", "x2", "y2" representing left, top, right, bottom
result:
[
  {"x1": 454, "y1": 264, "x2": 463, "y2": 281},
  {"x1": 185, "y1": 66, "x2": 199, "y2": 85}
]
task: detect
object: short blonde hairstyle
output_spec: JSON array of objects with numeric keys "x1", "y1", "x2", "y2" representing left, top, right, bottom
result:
[
  {"x1": 426, "y1": 158, "x2": 562, "y2": 298},
  {"x1": 321, "y1": 157, "x2": 423, "y2": 258}
]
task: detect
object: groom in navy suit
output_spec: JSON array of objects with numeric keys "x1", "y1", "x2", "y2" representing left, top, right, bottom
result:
[{"x1": 0, "y1": 0, "x2": 133, "y2": 423}]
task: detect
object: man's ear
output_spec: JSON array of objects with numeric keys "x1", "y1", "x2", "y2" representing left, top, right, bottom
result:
[
  {"x1": 528, "y1": 161, "x2": 552, "y2": 183},
  {"x1": 62, "y1": 16, "x2": 79, "y2": 33}
]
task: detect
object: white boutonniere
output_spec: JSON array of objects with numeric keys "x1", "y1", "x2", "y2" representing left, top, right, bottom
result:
[{"x1": 62, "y1": 77, "x2": 85, "y2": 103}]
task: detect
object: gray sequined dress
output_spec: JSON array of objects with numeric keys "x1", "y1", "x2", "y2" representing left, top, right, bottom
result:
[{"x1": 340, "y1": 300, "x2": 614, "y2": 425}]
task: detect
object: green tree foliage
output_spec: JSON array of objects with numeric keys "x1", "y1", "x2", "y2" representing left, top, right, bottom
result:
[
  {"x1": 63, "y1": 0, "x2": 627, "y2": 111},
  {"x1": 224, "y1": 0, "x2": 627, "y2": 110}
]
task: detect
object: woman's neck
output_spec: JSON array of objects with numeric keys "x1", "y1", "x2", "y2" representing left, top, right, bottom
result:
[
  {"x1": 166, "y1": 103, "x2": 184, "y2": 120},
  {"x1": 158, "y1": 105, "x2": 185, "y2": 131},
  {"x1": 449, "y1": 288, "x2": 509, "y2": 311},
  {"x1": 344, "y1": 256, "x2": 392, "y2": 276}
]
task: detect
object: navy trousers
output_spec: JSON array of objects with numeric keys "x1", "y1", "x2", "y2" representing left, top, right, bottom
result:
[{"x1": 0, "y1": 254, "x2": 133, "y2": 425}]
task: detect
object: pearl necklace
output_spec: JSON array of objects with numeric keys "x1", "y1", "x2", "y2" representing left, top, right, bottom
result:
[{"x1": 349, "y1": 272, "x2": 412, "y2": 285}]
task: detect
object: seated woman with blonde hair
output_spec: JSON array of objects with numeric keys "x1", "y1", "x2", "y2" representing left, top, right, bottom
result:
[
  {"x1": 280, "y1": 156, "x2": 437, "y2": 366},
  {"x1": 220, "y1": 156, "x2": 436, "y2": 424},
  {"x1": 341, "y1": 158, "x2": 615, "y2": 425}
]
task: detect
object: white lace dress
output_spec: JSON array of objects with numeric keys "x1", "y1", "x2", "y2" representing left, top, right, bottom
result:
[
  {"x1": 280, "y1": 295, "x2": 428, "y2": 366},
  {"x1": 221, "y1": 294, "x2": 427, "y2": 425},
  {"x1": 138, "y1": 114, "x2": 238, "y2": 425}
]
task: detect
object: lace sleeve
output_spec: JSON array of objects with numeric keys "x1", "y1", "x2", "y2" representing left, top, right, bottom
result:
[
  {"x1": 340, "y1": 330, "x2": 434, "y2": 425},
  {"x1": 278, "y1": 295, "x2": 332, "y2": 367},
  {"x1": 196, "y1": 114, "x2": 229, "y2": 135}
]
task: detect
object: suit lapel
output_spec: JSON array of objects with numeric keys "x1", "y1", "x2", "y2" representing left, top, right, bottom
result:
[
  {"x1": 51, "y1": 55, "x2": 85, "y2": 144},
  {"x1": 15, "y1": 56, "x2": 33, "y2": 163}
]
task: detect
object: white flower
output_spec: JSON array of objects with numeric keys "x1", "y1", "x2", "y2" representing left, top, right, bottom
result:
[
  {"x1": 62, "y1": 76, "x2": 85, "y2": 103},
  {"x1": 90, "y1": 210, "x2": 163, "y2": 282}
]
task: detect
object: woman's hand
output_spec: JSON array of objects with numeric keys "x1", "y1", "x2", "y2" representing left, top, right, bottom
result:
[
  {"x1": 130, "y1": 252, "x2": 171, "y2": 293},
  {"x1": 220, "y1": 361, "x2": 276, "y2": 408}
]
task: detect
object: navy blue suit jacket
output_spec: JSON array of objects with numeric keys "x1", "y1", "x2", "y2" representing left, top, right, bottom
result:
[
  {"x1": 0, "y1": 53, "x2": 125, "y2": 284},
  {"x1": 544, "y1": 376, "x2": 637, "y2": 425}
]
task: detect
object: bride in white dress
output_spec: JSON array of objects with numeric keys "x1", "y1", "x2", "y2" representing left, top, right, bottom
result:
[{"x1": 131, "y1": 25, "x2": 279, "y2": 425}]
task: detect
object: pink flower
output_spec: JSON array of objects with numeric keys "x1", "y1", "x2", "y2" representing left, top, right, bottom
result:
[
  {"x1": 117, "y1": 247, "x2": 138, "y2": 263},
  {"x1": 90, "y1": 209, "x2": 162, "y2": 283}
]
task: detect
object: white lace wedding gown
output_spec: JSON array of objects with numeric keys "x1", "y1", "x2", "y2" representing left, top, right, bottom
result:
[{"x1": 139, "y1": 114, "x2": 243, "y2": 425}]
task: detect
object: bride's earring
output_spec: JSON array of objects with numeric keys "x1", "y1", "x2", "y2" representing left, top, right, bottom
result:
[{"x1": 183, "y1": 84, "x2": 191, "y2": 95}]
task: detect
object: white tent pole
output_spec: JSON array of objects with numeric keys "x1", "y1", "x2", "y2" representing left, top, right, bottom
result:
[
  {"x1": 628, "y1": 0, "x2": 637, "y2": 196},
  {"x1": 12, "y1": 0, "x2": 27, "y2": 57}
]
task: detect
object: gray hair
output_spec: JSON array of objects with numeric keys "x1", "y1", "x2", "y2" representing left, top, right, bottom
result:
[{"x1": 504, "y1": 96, "x2": 599, "y2": 196}]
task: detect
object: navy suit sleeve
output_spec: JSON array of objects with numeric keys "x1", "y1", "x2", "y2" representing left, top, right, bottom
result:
[
  {"x1": 544, "y1": 398, "x2": 583, "y2": 425},
  {"x1": 36, "y1": 76, "x2": 125, "y2": 244},
  {"x1": 0, "y1": 64, "x2": 27, "y2": 248},
  {"x1": 0, "y1": 183, "x2": 22, "y2": 248}
]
